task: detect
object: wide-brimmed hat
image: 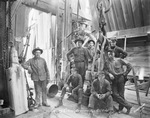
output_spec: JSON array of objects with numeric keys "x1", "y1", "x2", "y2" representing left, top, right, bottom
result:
[
  {"x1": 74, "y1": 37, "x2": 84, "y2": 44},
  {"x1": 32, "y1": 47, "x2": 43, "y2": 55},
  {"x1": 110, "y1": 37, "x2": 117, "y2": 42},
  {"x1": 87, "y1": 39, "x2": 95, "y2": 44}
]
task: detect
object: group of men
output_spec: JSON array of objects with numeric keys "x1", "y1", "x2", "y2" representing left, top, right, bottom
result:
[{"x1": 22, "y1": 35, "x2": 132, "y2": 117}]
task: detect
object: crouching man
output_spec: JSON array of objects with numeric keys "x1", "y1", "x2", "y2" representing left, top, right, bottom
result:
[
  {"x1": 88, "y1": 71, "x2": 113, "y2": 117},
  {"x1": 55, "y1": 68, "x2": 83, "y2": 112}
]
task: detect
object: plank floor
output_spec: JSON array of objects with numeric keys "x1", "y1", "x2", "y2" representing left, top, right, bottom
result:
[{"x1": 16, "y1": 85, "x2": 150, "y2": 118}]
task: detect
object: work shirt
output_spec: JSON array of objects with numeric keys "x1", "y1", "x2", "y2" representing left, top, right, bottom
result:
[
  {"x1": 91, "y1": 79, "x2": 111, "y2": 98},
  {"x1": 87, "y1": 47, "x2": 95, "y2": 58},
  {"x1": 22, "y1": 57, "x2": 50, "y2": 81},
  {"x1": 110, "y1": 46, "x2": 128, "y2": 59},
  {"x1": 105, "y1": 58, "x2": 132, "y2": 76},
  {"x1": 67, "y1": 47, "x2": 89, "y2": 63},
  {"x1": 67, "y1": 73, "x2": 82, "y2": 89}
]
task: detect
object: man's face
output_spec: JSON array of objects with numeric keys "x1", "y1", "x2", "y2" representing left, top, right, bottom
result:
[
  {"x1": 71, "y1": 68, "x2": 77, "y2": 74},
  {"x1": 96, "y1": 53, "x2": 100, "y2": 58},
  {"x1": 108, "y1": 51, "x2": 114, "y2": 59},
  {"x1": 98, "y1": 73, "x2": 105, "y2": 81},
  {"x1": 34, "y1": 51, "x2": 41, "y2": 58},
  {"x1": 77, "y1": 41, "x2": 83, "y2": 47},
  {"x1": 110, "y1": 40, "x2": 116, "y2": 47},
  {"x1": 88, "y1": 41, "x2": 95, "y2": 48}
]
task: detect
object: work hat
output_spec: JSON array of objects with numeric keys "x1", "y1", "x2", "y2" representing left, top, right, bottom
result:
[
  {"x1": 87, "y1": 39, "x2": 95, "y2": 45},
  {"x1": 74, "y1": 37, "x2": 84, "y2": 44},
  {"x1": 110, "y1": 37, "x2": 117, "y2": 42},
  {"x1": 32, "y1": 47, "x2": 43, "y2": 55}
]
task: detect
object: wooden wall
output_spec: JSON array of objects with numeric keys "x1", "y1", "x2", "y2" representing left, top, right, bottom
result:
[{"x1": 118, "y1": 36, "x2": 150, "y2": 78}]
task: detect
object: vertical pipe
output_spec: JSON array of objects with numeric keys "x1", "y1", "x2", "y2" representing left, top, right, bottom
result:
[
  {"x1": 0, "y1": 1, "x2": 9, "y2": 107},
  {"x1": 124, "y1": 36, "x2": 127, "y2": 51}
]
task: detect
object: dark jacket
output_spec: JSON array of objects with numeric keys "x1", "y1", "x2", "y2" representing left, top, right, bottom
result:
[
  {"x1": 91, "y1": 79, "x2": 111, "y2": 98},
  {"x1": 67, "y1": 73, "x2": 82, "y2": 90},
  {"x1": 110, "y1": 46, "x2": 128, "y2": 59},
  {"x1": 22, "y1": 57, "x2": 50, "y2": 81},
  {"x1": 67, "y1": 47, "x2": 90, "y2": 66}
]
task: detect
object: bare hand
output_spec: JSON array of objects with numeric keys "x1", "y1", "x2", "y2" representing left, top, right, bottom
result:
[
  {"x1": 109, "y1": 73, "x2": 114, "y2": 80},
  {"x1": 98, "y1": 94, "x2": 106, "y2": 100}
]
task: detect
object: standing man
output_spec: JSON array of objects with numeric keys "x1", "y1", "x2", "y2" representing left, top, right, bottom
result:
[
  {"x1": 22, "y1": 47, "x2": 50, "y2": 108},
  {"x1": 88, "y1": 71, "x2": 113, "y2": 118},
  {"x1": 109, "y1": 38, "x2": 128, "y2": 59},
  {"x1": 67, "y1": 37, "x2": 91, "y2": 84},
  {"x1": 87, "y1": 39, "x2": 95, "y2": 58},
  {"x1": 55, "y1": 68, "x2": 83, "y2": 112},
  {"x1": 85, "y1": 39, "x2": 95, "y2": 82},
  {"x1": 105, "y1": 50, "x2": 132, "y2": 114}
]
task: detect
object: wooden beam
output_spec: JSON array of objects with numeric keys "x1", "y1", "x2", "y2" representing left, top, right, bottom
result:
[
  {"x1": 22, "y1": 0, "x2": 57, "y2": 13},
  {"x1": 107, "y1": 25, "x2": 150, "y2": 39}
]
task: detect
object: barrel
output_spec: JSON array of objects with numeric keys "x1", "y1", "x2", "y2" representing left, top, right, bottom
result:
[{"x1": 47, "y1": 83, "x2": 58, "y2": 98}]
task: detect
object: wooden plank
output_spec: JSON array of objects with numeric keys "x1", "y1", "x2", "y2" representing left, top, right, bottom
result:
[
  {"x1": 113, "y1": 0, "x2": 126, "y2": 30},
  {"x1": 107, "y1": 25, "x2": 150, "y2": 39},
  {"x1": 120, "y1": 0, "x2": 134, "y2": 29},
  {"x1": 111, "y1": 0, "x2": 122, "y2": 30},
  {"x1": 103, "y1": 1, "x2": 112, "y2": 32},
  {"x1": 126, "y1": 0, "x2": 135, "y2": 28},
  {"x1": 140, "y1": 0, "x2": 150, "y2": 26},
  {"x1": 126, "y1": 45, "x2": 150, "y2": 77},
  {"x1": 130, "y1": 0, "x2": 143, "y2": 27},
  {"x1": 104, "y1": 0, "x2": 118, "y2": 31}
]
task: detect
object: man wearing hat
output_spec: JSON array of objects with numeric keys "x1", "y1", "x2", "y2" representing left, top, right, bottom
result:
[
  {"x1": 87, "y1": 39, "x2": 95, "y2": 57},
  {"x1": 109, "y1": 37, "x2": 127, "y2": 59},
  {"x1": 88, "y1": 71, "x2": 113, "y2": 117},
  {"x1": 85, "y1": 39, "x2": 95, "y2": 80},
  {"x1": 22, "y1": 47, "x2": 50, "y2": 108},
  {"x1": 105, "y1": 50, "x2": 132, "y2": 114},
  {"x1": 67, "y1": 37, "x2": 91, "y2": 84}
]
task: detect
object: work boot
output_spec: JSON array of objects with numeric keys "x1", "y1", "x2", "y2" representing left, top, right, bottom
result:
[
  {"x1": 126, "y1": 105, "x2": 132, "y2": 114},
  {"x1": 75, "y1": 103, "x2": 81, "y2": 113},
  {"x1": 42, "y1": 103, "x2": 50, "y2": 107},
  {"x1": 55, "y1": 99, "x2": 63, "y2": 108},
  {"x1": 34, "y1": 104, "x2": 41, "y2": 109}
]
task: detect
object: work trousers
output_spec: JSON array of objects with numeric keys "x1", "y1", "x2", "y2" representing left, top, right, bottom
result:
[
  {"x1": 75, "y1": 61, "x2": 86, "y2": 84},
  {"x1": 60, "y1": 86, "x2": 83, "y2": 104},
  {"x1": 34, "y1": 80, "x2": 47, "y2": 105},
  {"x1": 88, "y1": 94, "x2": 113, "y2": 110},
  {"x1": 112, "y1": 75, "x2": 131, "y2": 109}
]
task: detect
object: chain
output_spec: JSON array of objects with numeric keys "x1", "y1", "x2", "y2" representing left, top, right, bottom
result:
[{"x1": 2, "y1": 0, "x2": 13, "y2": 69}]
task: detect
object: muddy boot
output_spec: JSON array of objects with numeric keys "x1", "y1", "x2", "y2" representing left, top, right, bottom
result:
[
  {"x1": 126, "y1": 105, "x2": 132, "y2": 114},
  {"x1": 75, "y1": 103, "x2": 81, "y2": 113},
  {"x1": 55, "y1": 98, "x2": 63, "y2": 108}
]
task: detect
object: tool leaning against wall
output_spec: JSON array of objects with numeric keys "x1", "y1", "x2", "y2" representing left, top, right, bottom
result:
[{"x1": 19, "y1": 27, "x2": 36, "y2": 111}]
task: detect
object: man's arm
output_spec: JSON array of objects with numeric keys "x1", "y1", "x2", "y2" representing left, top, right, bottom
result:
[
  {"x1": 44, "y1": 59, "x2": 50, "y2": 80},
  {"x1": 105, "y1": 61, "x2": 117, "y2": 76},
  {"x1": 84, "y1": 48, "x2": 92, "y2": 70},
  {"x1": 22, "y1": 59, "x2": 31, "y2": 70},
  {"x1": 66, "y1": 75, "x2": 72, "y2": 86},
  {"x1": 117, "y1": 46, "x2": 128, "y2": 59},
  {"x1": 91, "y1": 80, "x2": 99, "y2": 98},
  {"x1": 105, "y1": 80, "x2": 111, "y2": 97},
  {"x1": 67, "y1": 48, "x2": 74, "y2": 61},
  {"x1": 120, "y1": 59, "x2": 132, "y2": 76}
]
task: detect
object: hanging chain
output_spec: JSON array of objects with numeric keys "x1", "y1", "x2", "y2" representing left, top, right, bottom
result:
[{"x1": 2, "y1": 0, "x2": 13, "y2": 69}]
